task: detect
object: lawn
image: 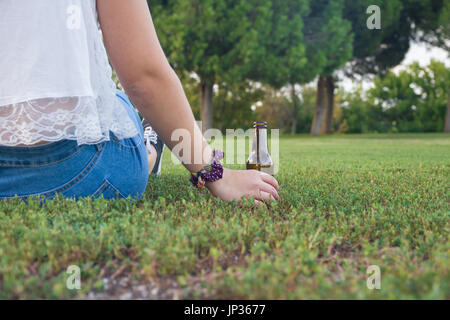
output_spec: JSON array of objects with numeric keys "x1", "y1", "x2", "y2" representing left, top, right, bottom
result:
[{"x1": 0, "y1": 133, "x2": 448, "y2": 299}]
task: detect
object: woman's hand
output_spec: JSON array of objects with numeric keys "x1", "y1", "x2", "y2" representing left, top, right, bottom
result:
[{"x1": 206, "y1": 168, "x2": 280, "y2": 203}]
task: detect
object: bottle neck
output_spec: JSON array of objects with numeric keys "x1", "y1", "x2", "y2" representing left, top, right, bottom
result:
[{"x1": 252, "y1": 128, "x2": 269, "y2": 156}]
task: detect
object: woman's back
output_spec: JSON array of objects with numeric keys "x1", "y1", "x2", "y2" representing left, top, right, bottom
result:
[
  {"x1": 0, "y1": 0, "x2": 137, "y2": 146},
  {"x1": 0, "y1": 0, "x2": 280, "y2": 203}
]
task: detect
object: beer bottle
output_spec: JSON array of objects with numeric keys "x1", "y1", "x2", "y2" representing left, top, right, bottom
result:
[{"x1": 246, "y1": 121, "x2": 274, "y2": 175}]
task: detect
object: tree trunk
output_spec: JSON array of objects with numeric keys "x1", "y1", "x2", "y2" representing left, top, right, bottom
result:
[
  {"x1": 217, "y1": 85, "x2": 226, "y2": 132},
  {"x1": 291, "y1": 84, "x2": 299, "y2": 135},
  {"x1": 445, "y1": 94, "x2": 450, "y2": 133},
  {"x1": 321, "y1": 76, "x2": 335, "y2": 134},
  {"x1": 200, "y1": 82, "x2": 214, "y2": 133},
  {"x1": 310, "y1": 75, "x2": 327, "y2": 136}
]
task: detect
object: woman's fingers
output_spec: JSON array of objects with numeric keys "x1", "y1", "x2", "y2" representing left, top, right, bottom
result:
[
  {"x1": 254, "y1": 199, "x2": 265, "y2": 207},
  {"x1": 257, "y1": 190, "x2": 277, "y2": 202},
  {"x1": 259, "y1": 182, "x2": 279, "y2": 200},
  {"x1": 260, "y1": 172, "x2": 279, "y2": 190}
]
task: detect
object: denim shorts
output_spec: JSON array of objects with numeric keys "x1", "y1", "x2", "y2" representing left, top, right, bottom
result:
[{"x1": 0, "y1": 90, "x2": 149, "y2": 200}]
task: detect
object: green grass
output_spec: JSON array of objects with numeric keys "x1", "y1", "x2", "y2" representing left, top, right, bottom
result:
[{"x1": 0, "y1": 133, "x2": 448, "y2": 299}]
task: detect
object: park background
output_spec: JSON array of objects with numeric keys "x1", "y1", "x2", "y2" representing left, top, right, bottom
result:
[
  {"x1": 1, "y1": 0, "x2": 449, "y2": 299},
  {"x1": 145, "y1": 0, "x2": 450, "y2": 135}
]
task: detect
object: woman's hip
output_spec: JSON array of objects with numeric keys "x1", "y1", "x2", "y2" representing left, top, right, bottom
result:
[
  {"x1": 0, "y1": 134, "x2": 149, "y2": 201},
  {"x1": 0, "y1": 90, "x2": 149, "y2": 200}
]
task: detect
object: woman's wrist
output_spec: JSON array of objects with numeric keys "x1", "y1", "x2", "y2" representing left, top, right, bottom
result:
[
  {"x1": 189, "y1": 149, "x2": 224, "y2": 189},
  {"x1": 205, "y1": 167, "x2": 227, "y2": 190}
]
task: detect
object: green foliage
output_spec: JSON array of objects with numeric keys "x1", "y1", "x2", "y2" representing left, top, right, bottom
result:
[
  {"x1": 310, "y1": 0, "x2": 353, "y2": 75},
  {"x1": 338, "y1": 60, "x2": 450, "y2": 133},
  {"x1": 370, "y1": 60, "x2": 450, "y2": 132},
  {"x1": 254, "y1": 87, "x2": 294, "y2": 134},
  {"x1": 151, "y1": 0, "x2": 271, "y2": 84},
  {"x1": 338, "y1": 88, "x2": 389, "y2": 134},
  {"x1": 214, "y1": 82, "x2": 264, "y2": 131},
  {"x1": 151, "y1": 0, "x2": 276, "y2": 129},
  {"x1": 403, "y1": 0, "x2": 450, "y2": 49},
  {"x1": 437, "y1": 1, "x2": 450, "y2": 46},
  {"x1": 343, "y1": 0, "x2": 405, "y2": 76},
  {"x1": 179, "y1": 71, "x2": 201, "y2": 118},
  {"x1": 1, "y1": 134, "x2": 449, "y2": 299},
  {"x1": 150, "y1": 1, "x2": 448, "y2": 134},
  {"x1": 344, "y1": 0, "x2": 449, "y2": 76},
  {"x1": 295, "y1": 87, "x2": 317, "y2": 133},
  {"x1": 256, "y1": 86, "x2": 316, "y2": 134},
  {"x1": 248, "y1": 0, "x2": 309, "y2": 87}
]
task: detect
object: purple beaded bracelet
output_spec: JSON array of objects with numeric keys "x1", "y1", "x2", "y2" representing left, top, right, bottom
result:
[{"x1": 190, "y1": 150, "x2": 224, "y2": 189}]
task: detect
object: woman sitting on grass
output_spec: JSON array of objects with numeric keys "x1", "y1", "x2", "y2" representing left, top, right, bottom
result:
[{"x1": 0, "y1": 0, "x2": 279, "y2": 203}]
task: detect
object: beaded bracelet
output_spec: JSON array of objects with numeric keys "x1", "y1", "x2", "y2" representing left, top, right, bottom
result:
[{"x1": 190, "y1": 150, "x2": 224, "y2": 189}]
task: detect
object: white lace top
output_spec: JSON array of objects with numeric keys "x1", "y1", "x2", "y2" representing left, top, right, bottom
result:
[{"x1": 0, "y1": 0, "x2": 138, "y2": 146}]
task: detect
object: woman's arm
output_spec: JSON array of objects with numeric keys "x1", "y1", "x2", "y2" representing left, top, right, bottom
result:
[
  {"x1": 97, "y1": 0, "x2": 279, "y2": 202},
  {"x1": 97, "y1": 0, "x2": 208, "y2": 173}
]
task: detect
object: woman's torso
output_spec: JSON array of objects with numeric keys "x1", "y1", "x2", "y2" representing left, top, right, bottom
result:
[{"x1": 0, "y1": 0, "x2": 138, "y2": 146}]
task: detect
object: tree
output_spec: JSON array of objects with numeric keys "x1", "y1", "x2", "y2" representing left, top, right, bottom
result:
[
  {"x1": 151, "y1": 0, "x2": 272, "y2": 132},
  {"x1": 344, "y1": 0, "x2": 448, "y2": 79},
  {"x1": 321, "y1": 0, "x2": 405, "y2": 136},
  {"x1": 437, "y1": 1, "x2": 450, "y2": 132},
  {"x1": 253, "y1": 0, "x2": 352, "y2": 136},
  {"x1": 328, "y1": 0, "x2": 450, "y2": 135},
  {"x1": 343, "y1": 0, "x2": 404, "y2": 77},
  {"x1": 247, "y1": 0, "x2": 310, "y2": 135},
  {"x1": 403, "y1": 0, "x2": 450, "y2": 51},
  {"x1": 308, "y1": 0, "x2": 353, "y2": 136},
  {"x1": 321, "y1": 75, "x2": 336, "y2": 134}
]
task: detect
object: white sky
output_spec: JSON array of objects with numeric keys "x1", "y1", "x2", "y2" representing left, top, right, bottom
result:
[{"x1": 394, "y1": 42, "x2": 450, "y2": 70}]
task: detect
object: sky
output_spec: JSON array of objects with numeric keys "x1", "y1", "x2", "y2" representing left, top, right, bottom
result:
[{"x1": 394, "y1": 42, "x2": 450, "y2": 70}]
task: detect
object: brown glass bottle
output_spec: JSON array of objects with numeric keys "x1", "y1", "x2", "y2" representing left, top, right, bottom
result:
[{"x1": 246, "y1": 121, "x2": 274, "y2": 175}]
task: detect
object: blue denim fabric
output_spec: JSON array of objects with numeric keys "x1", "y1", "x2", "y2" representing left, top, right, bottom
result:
[{"x1": 0, "y1": 90, "x2": 149, "y2": 200}]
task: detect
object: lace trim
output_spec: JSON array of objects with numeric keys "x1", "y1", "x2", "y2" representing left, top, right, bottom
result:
[{"x1": 0, "y1": 95, "x2": 136, "y2": 146}]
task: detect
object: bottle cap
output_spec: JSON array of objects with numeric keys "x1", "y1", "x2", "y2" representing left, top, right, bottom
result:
[{"x1": 253, "y1": 121, "x2": 268, "y2": 128}]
